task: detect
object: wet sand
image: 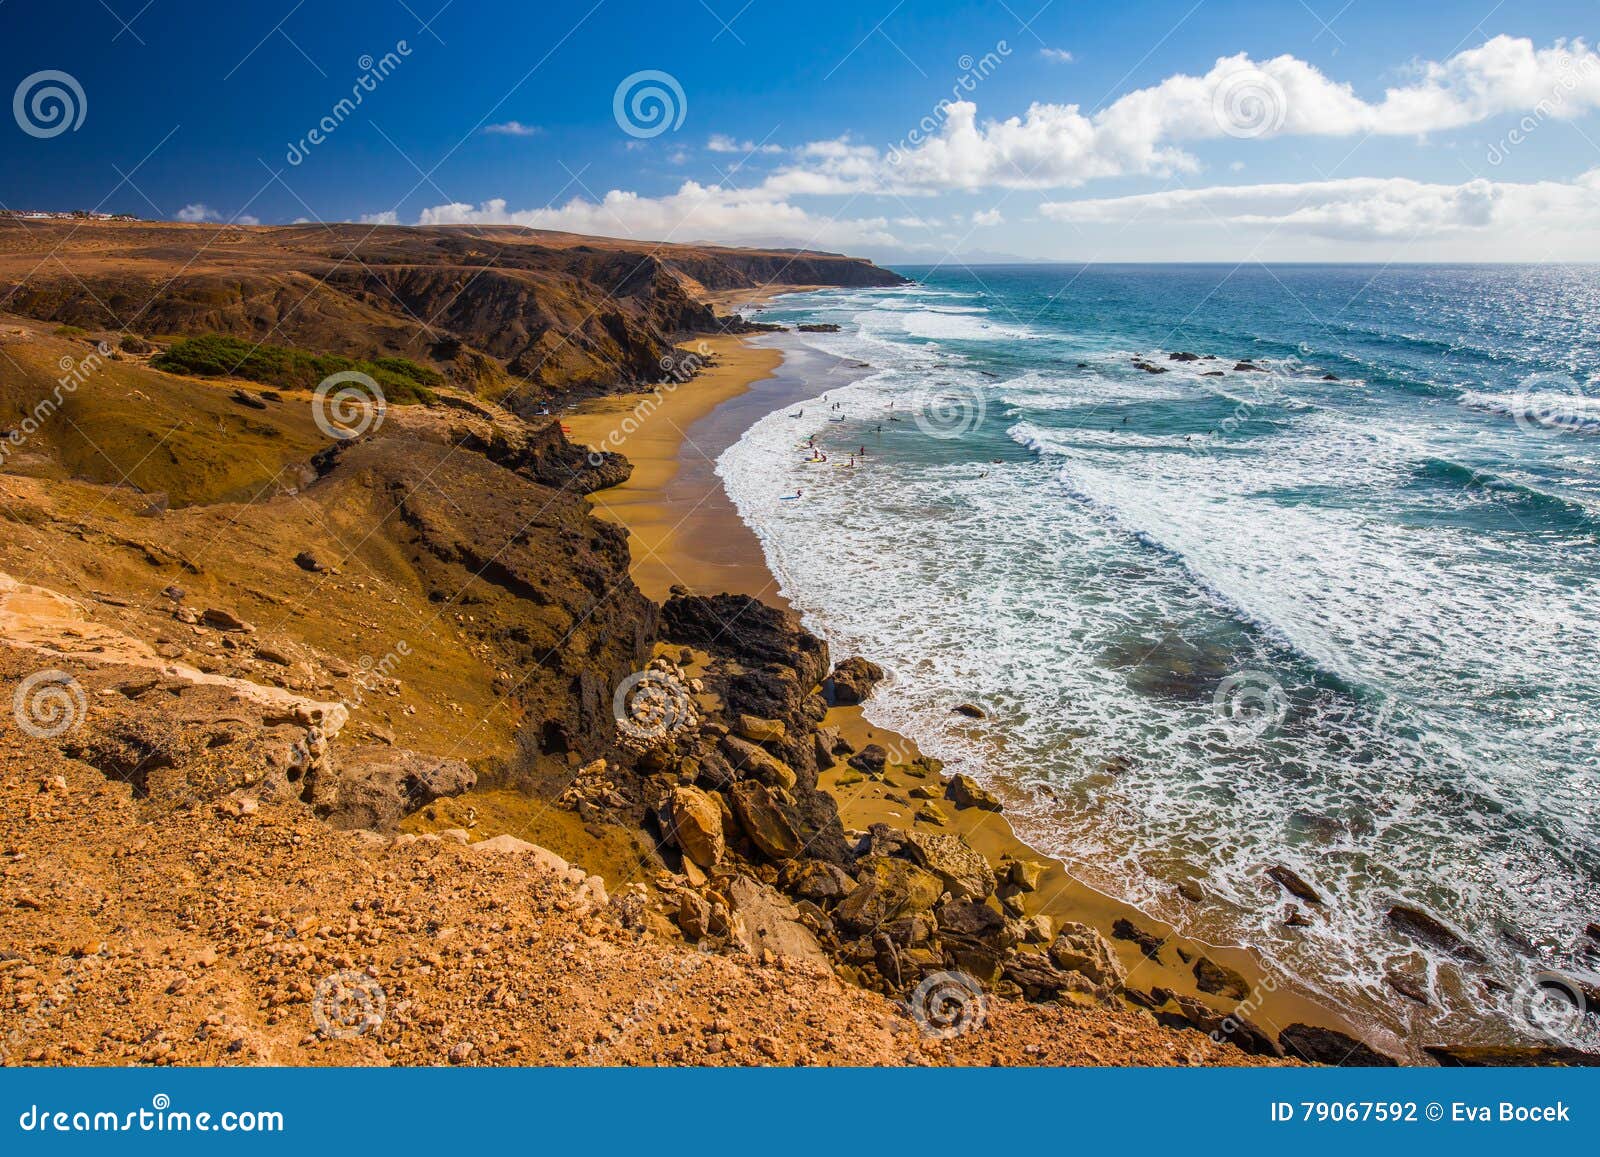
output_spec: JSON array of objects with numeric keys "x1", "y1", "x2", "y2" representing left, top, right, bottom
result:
[
  {"x1": 562, "y1": 335, "x2": 865, "y2": 605},
  {"x1": 564, "y1": 328, "x2": 1390, "y2": 1063}
]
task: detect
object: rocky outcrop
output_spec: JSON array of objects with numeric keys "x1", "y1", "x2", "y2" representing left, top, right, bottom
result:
[
  {"x1": 1048, "y1": 923, "x2": 1127, "y2": 990},
  {"x1": 311, "y1": 746, "x2": 476, "y2": 831}
]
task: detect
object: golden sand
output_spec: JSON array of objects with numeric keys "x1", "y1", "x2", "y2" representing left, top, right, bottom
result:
[{"x1": 562, "y1": 336, "x2": 790, "y2": 605}]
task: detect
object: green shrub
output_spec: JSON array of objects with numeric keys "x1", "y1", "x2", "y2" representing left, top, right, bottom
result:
[
  {"x1": 151, "y1": 334, "x2": 441, "y2": 405},
  {"x1": 52, "y1": 324, "x2": 87, "y2": 338}
]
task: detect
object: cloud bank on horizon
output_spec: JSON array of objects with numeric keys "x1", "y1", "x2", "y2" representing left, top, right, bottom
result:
[{"x1": 367, "y1": 34, "x2": 1600, "y2": 261}]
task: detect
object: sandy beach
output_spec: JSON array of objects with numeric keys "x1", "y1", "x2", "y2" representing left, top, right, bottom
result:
[{"x1": 565, "y1": 328, "x2": 1385, "y2": 1060}]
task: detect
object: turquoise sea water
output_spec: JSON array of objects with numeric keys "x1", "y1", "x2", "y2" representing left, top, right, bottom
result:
[{"x1": 719, "y1": 265, "x2": 1600, "y2": 1051}]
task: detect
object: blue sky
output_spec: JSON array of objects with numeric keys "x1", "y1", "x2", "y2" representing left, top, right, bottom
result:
[{"x1": 3, "y1": 0, "x2": 1600, "y2": 260}]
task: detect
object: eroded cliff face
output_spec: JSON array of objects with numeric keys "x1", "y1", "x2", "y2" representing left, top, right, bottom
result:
[{"x1": 0, "y1": 220, "x2": 906, "y2": 405}]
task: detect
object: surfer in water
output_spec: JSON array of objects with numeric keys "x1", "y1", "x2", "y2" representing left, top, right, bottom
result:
[{"x1": 780, "y1": 489, "x2": 803, "y2": 500}]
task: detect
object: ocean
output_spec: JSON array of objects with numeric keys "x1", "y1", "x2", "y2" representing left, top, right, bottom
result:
[{"x1": 717, "y1": 264, "x2": 1600, "y2": 1050}]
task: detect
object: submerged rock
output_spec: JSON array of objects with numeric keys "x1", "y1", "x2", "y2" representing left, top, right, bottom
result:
[
  {"x1": 1387, "y1": 904, "x2": 1487, "y2": 963},
  {"x1": 1267, "y1": 864, "x2": 1324, "y2": 905}
]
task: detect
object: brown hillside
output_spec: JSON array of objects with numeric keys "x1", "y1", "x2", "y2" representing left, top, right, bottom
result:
[{"x1": 0, "y1": 220, "x2": 905, "y2": 408}]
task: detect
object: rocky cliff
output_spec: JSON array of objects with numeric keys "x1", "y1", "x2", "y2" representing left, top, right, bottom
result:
[{"x1": 0, "y1": 220, "x2": 906, "y2": 409}]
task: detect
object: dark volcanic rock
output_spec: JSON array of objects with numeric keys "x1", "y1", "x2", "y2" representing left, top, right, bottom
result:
[
  {"x1": 848, "y1": 744, "x2": 889, "y2": 775},
  {"x1": 1267, "y1": 864, "x2": 1324, "y2": 905},
  {"x1": 1157, "y1": 994, "x2": 1281, "y2": 1057},
  {"x1": 1425, "y1": 1045, "x2": 1600, "y2": 1067},
  {"x1": 1112, "y1": 917, "x2": 1164, "y2": 961},
  {"x1": 1193, "y1": 956, "x2": 1251, "y2": 1001},
  {"x1": 945, "y1": 773, "x2": 1001, "y2": 812},
  {"x1": 1278, "y1": 1023, "x2": 1399, "y2": 1067},
  {"x1": 1387, "y1": 904, "x2": 1487, "y2": 963},
  {"x1": 827, "y1": 656, "x2": 884, "y2": 705}
]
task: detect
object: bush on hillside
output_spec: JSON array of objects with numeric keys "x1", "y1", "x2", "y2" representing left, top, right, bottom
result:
[{"x1": 151, "y1": 333, "x2": 441, "y2": 405}]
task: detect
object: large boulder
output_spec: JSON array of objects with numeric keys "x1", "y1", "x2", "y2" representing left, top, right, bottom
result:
[
  {"x1": 729, "y1": 780, "x2": 801, "y2": 860},
  {"x1": 847, "y1": 744, "x2": 889, "y2": 776},
  {"x1": 1048, "y1": 922, "x2": 1126, "y2": 989},
  {"x1": 665, "y1": 785, "x2": 724, "y2": 868},
  {"x1": 736, "y1": 714, "x2": 787, "y2": 744},
  {"x1": 1003, "y1": 952, "x2": 1103, "y2": 1000},
  {"x1": 827, "y1": 657, "x2": 884, "y2": 705},
  {"x1": 835, "y1": 857, "x2": 943, "y2": 933},
  {"x1": 719, "y1": 734, "x2": 796, "y2": 789},
  {"x1": 904, "y1": 830, "x2": 996, "y2": 901},
  {"x1": 945, "y1": 773, "x2": 1002, "y2": 812},
  {"x1": 725, "y1": 875, "x2": 831, "y2": 969}
]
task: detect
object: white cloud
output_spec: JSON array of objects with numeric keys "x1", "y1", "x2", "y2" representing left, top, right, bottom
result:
[
  {"x1": 410, "y1": 184, "x2": 898, "y2": 251},
  {"x1": 359, "y1": 210, "x2": 401, "y2": 225},
  {"x1": 707, "y1": 133, "x2": 786, "y2": 154},
  {"x1": 175, "y1": 203, "x2": 258, "y2": 226},
  {"x1": 795, "y1": 36, "x2": 1600, "y2": 191},
  {"x1": 1040, "y1": 170, "x2": 1600, "y2": 243},
  {"x1": 1040, "y1": 48, "x2": 1074, "y2": 64},
  {"x1": 484, "y1": 121, "x2": 541, "y2": 136},
  {"x1": 972, "y1": 208, "x2": 1004, "y2": 226}
]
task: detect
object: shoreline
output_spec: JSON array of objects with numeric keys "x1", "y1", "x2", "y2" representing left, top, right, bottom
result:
[{"x1": 567, "y1": 320, "x2": 1392, "y2": 1064}]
